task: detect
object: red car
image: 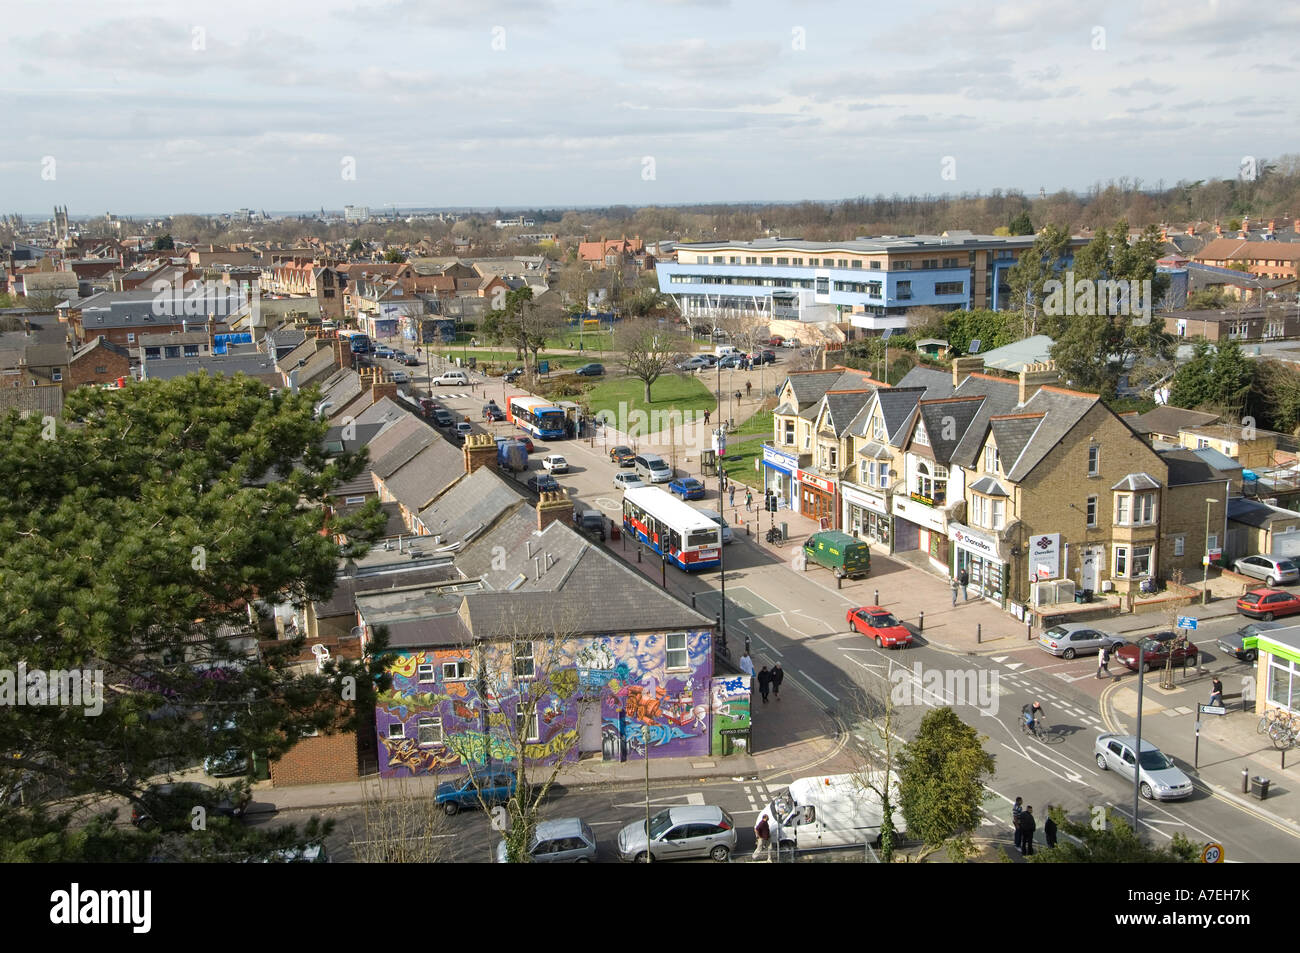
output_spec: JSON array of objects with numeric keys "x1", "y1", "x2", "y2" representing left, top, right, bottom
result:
[
  {"x1": 1237, "y1": 587, "x2": 1300, "y2": 621},
  {"x1": 1115, "y1": 631, "x2": 1198, "y2": 673},
  {"x1": 847, "y1": 606, "x2": 912, "y2": 648}
]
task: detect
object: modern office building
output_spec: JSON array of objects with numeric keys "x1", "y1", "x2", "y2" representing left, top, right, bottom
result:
[{"x1": 656, "y1": 231, "x2": 1088, "y2": 332}]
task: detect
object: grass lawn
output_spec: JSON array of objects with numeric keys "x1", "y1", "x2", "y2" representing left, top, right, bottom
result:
[
  {"x1": 718, "y1": 436, "x2": 766, "y2": 488},
  {"x1": 733, "y1": 410, "x2": 773, "y2": 439},
  {"x1": 585, "y1": 373, "x2": 716, "y2": 422}
]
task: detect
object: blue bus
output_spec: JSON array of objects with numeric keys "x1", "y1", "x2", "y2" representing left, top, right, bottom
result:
[
  {"x1": 340, "y1": 330, "x2": 372, "y2": 354},
  {"x1": 508, "y1": 395, "x2": 566, "y2": 440}
]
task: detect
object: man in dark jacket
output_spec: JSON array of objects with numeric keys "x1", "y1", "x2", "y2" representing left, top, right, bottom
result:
[
  {"x1": 770, "y1": 663, "x2": 784, "y2": 701},
  {"x1": 958, "y1": 567, "x2": 970, "y2": 601},
  {"x1": 757, "y1": 665, "x2": 772, "y2": 704},
  {"x1": 1043, "y1": 805, "x2": 1058, "y2": 849},
  {"x1": 1019, "y1": 806, "x2": 1036, "y2": 856}
]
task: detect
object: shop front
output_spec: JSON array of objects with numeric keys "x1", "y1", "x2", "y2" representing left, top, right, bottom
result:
[
  {"x1": 797, "y1": 470, "x2": 838, "y2": 529},
  {"x1": 762, "y1": 445, "x2": 798, "y2": 511},
  {"x1": 949, "y1": 523, "x2": 1007, "y2": 606},
  {"x1": 843, "y1": 484, "x2": 892, "y2": 551},
  {"x1": 891, "y1": 494, "x2": 948, "y2": 571}
]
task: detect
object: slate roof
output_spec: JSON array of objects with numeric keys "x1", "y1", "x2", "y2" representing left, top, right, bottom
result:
[
  {"x1": 322, "y1": 421, "x2": 385, "y2": 456},
  {"x1": 947, "y1": 375, "x2": 1025, "y2": 467},
  {"x1": 969, "y1": 476, "x2": 1010, "y2": 496},
  {"x1": 1228, "y1": 497, "x2": 1300, "y2": 528},
  {"x1": 0, "y1": 320, "x2": 69, "y2": 368},
  {"x1": 785, "y1": 371, "x2": 848, "y2": 409},
  {"x1": 858, "y1": 441, "x2": 893, "y2": 460},
  {"x1": 977, "y1": 335, "x2": 1055, "y2": 373},
  {"x1": 141, "y1": 353, "x2": 279, "y2": 382},
  {"x1": 1112, "y1": 473, "x2": 1162, "y2": 491},
  {"x1": 915, "y1": 398, "x2": 985, "y2": 463},
  {"x1": 998, "y1": 386, "x2": 1099, "y2": 482},
  {"x1": 382, "y1": 437, "x2": 466, "y2": 513},
  {"x1": 0, "y1": 384, "x2": 63, "y2": 417},
  {"x1": 1159, "y1": 448, "x2": 1237, "y2": 486},
  {"x1": 988, "y1": 414, "x2": 1043, "y2": 475},
  {"x1": 354, "y1": 396, "x2": 412, "y2": 430},
  {"x1": 366, "y1": 415, "x2": 439, "y2": 480},
  {"x1": 415, "y1": 466, "x2": 527, "y2": 544},
  {"x1": 895, "y1": 366, "x2": 954, "y2": 397},
  {"x1": 69, "y1": 336, "x2": 130, "y2": 363},
  {"x1": 854, "y1": 386, "x2": 929, "y2": 443},
  {"x1": 820, "y1": 389, "x2": 876, "y2": 438},
  {"x1": 318, "y1": 368, "x2": 364, "y2": 417},
  {"x1": 1129, "y1": 406, "x2": 1220, "y2": 437}
]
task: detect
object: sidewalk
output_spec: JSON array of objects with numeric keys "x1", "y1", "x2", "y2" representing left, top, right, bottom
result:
[{"x1": 1101, "y1": 668, "x2": 1300, "y2": 833}]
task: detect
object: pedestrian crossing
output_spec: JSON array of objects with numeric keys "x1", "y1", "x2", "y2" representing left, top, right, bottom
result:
[
  {"x1": 993, "y1": 667, "x2": 1107, "y2": 730},
  {"x1": 429, "y1": 392, "x2": 472, "y2": 399},
  {"x1": 739, "y1": 779, "x2": 774, "y2": 817}
]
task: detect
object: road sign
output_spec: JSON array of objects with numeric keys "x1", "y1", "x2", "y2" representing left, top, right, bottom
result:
[
  {"x1": 1199, "y1": 705, "x2": 1227, "y2": 716},
  {"x1": 1202, "y1": 842, "x2": 1224, "y2": 864},
  {"x1": 1177, "y1": 616, "x2": 1198, "y2": 629}
]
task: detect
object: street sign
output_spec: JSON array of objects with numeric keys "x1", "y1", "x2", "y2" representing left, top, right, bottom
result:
[
  {"x1": 1199, "y1": 705, "x2": 1227, "y2": 716},
  {"x1": 1177, "y1": 616, "x2": 1198, "y2": 629},
  {"x1": 1202, "y1": 842, "x2": 1224, "y2": 864}
]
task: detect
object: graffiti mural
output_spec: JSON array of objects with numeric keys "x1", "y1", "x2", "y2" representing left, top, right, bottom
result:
[
  {"x1": 376, "y1": 631, "x2": 713, "y2": 778},
  {"x1": 710, "y1": 675, "x2": 752, "y2": 756}
]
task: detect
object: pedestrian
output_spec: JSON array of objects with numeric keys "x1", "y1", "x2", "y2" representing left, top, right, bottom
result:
[
  {"x1": 757, "y1": 665, "x2": 772, "y2": 704},
  {"x1": 1209, "y1": 675, "x2": 1223, "y2": 707},
  {"x1": 729, "y1": 484, "x2": 736, "y2": 507},
  {"x1": 746, "y1": 380, "x2": 752, "y2": 398},
  {"x1": 1020, "y1": 806, "x2": 1036, "y2": 856},
  {"x1": 958, "y1": 568, "x2": 969, "y2": 601},
  {"x1": 1043, "y1": 806, "x2": 1058, "y2": 849},
  {"x1": 746, "y1": 488, "x2": 753, "y2": 512},
  {"x1": 704, "y1": 409, "x2": 710, "y2": 425},
  {"x1": 950, "y1": 576, "x2": 959, "y2": 607},
  {"x1": 734, "y1": 390, "x2": 742, "y2": 405},
  {"x1": 1011, "y1": 797, "x2": 1023, "y2": 851},
  {"x1": 753, "y1": 814, "x2": 771, "y2": 860},
  {"x1": 739, "y1": 652, "x2": 755, "y2": 679},
  {"x1": 771, "y1": 663, "x2": 784, "y2": 701},
  {"x1": 1098, "y1": 644, "x2": 1111, "y2": 679}
]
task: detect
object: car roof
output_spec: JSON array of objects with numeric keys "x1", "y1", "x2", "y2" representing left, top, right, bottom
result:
[
  {"x1": 534, "y1": 817, "x2": 590, "y2": 841},
  {"x1": 1247, "y1": 587, "x2": 1288, "y2": 595},
  {"x1": 661, "y1": 805, "x2": 725, "y2": 823},
  {"x1": 1098, "y1": 734, "x2": 1160, "y2": 753}
]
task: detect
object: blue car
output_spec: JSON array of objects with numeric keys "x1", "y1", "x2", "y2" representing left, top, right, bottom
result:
[
  {"x1": 575, "y1": 363, "x2": 604, "y2": 376},
  {"x1": 718, "y1": 354, "x2": 743, "y2": 369},
  {"x1": 669, "y1": 477, "x2": 706, "y2": 501},
  {"x1": 435, "y1": 771, "x2": 517, "y2": 816}
]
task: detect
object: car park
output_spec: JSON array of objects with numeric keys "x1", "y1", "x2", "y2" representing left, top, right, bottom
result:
[
  {"x1": 1217, "y1": 620, "x2": 1282, "y2": 663},
  {"x1": 1036, "y1": 623, "x2": 1126, "y2": 659},
  {"x1": 668, "y1": 477, "x2": 705, "y2": 501},
  {"x1": 1115, "y1": 631, "x2": 1198, "y2": 672},
  {"x1": 609, "y1": 445, "x2": 635, "y2": 467},
  {"x1": 435, "y1": 772, "x2": 517, "y2": 816},
  {"x1": 614, "y1": 472, "x2": 646, "y2": 491},
  {"x1": 542, "y1": 454, "x2": 569, "y2": 473},
  {"x1": 527, "y1": 473, "x2": 561, "y2": 494},
  {"x1": 575, "y1": 363, "x2": 605, "y2": 376},
  {"x1": 495, "y1": 817, "x2": 597, "y2": 863},
  {"x1": 1094, "y1": 734, "x2": 1193, "y2": 801},
  {"x1": 1237, "y1": 587, "x2": 1300, "y2": 621},
  {"x1": 1233, "y1": 554, "x2": 1300, "y2": 587},
  {"x1": 846, "y1": 606, "x2": 912, "y2": 648},
  {"x1": 616, "y1": 805, "x2": 736, "y2": 863}
]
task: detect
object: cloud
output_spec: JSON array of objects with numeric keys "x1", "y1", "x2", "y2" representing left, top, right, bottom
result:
[
  {"x1": 1110, "y1": 79, "x2": 1175, "y2": 96},
  {"x1": 618, "y1": 38, "x2": 782, "y2": 80}
]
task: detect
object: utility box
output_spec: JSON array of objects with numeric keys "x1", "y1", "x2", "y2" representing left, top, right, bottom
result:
[{"x1": 1250, "y1": 776, "x2": 1271, "y2": 800}]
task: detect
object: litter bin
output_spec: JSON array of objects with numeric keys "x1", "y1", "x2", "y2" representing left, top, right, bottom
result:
[
  {"x1": 780, "y1": 522, "x2": 788, "y2": 540},
  {"x1": 1250, "y1": 776, "x2": 1271, "y2": 800}
]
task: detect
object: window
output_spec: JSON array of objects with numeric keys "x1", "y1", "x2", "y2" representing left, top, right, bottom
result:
[
  {"x1": 897, "y1": 280, "x2": 912, "y2": 300},
  {"x1": 1173, "y1": 535, "x2": 1185, "y2": 557},
  {"x1": 992, "y1": 499, "x2": 1005, "y2": 529},
  {"x1": 837, "y1": 259, "x2": 848, "y2": 268},
  {"x1": 815, "y1": 277, "x2": 829, "y2": 294},
  {"x1": 850, "y1": 260, "x2": 862, "y2": 269},
  {"x1": 1115, "y1": 546, "x2": 1129, "y2": 577},
  {"x1": 126, "y1": 333, "x2": 135, "y2": 343},
  {"x1": 344, "y1": 495, "x2": 366, "y2": 505},
  {"x1": 971, "y1": 495, "x2": 988, "y2": 527},
  {"x1": 803, "y1": 427, "x2": 812, "y2": 450},
  {"x1": 51, "y1": 370, "x2": 62, "y2": 382},
  {"x1": 984, "y1": 445, "x2": 999, "y2": 473},
  {"x1": 1115, "y1": 495, "x2": 1129, "y2": 525},
  {"x1": 877, "y1": 463, "x2": 889, "y2": 488},
  {"x1": 935, "y1": 281, "x2": 964, "y2": 295},
  {"x1": 912, "y1": 421, "x2": 929, "y2": 446},
  {"x1": 761, "y1": 257, "x2": 773, "y2": 265},
  {"x1": 870, "y1": 261, "x2": 881, "y2": 269},
  {"x1": 1132, "y1": 545, "x2": 1152, "y2": 577},
  {"x1": 94, "y1": 365, "x2": 107, "y2": 374},
  {"x1": 1086, "y1": 496, "x2": 1098, "y2": 527},
  {"x1": 872, "y1": 416, "x2": 885, "y2": 441},
  {"x1": 1135, "y1": 492, "x2": 1156, "y2": 524},
  {"x1": 784, "y1": 419, "x2": 795, "y2": 445},
  {"x1": 516, "y1": 708, "x2": 540, "y2": 742},
  {"x1": 809, "y1": 258, "x2": 819, "y2": 266},
  {"x1": 860, "y1": 459, "x2": 870, "y2": 484},
  {"x1": 792, "y1": 258, "x2": 803, "y2": 266},
  {"x1": 417, "y1": 716, "x2": 443, "y2": 746},
  {"x1": 914, "y1": 461, "x2": 947, "y2": 505},
  {"x1": 713, "y1": 256, "x2": 724, "y2": 264},
  {"x1": 1087, "y1": 445, "x2": 1099, "y2": 475},
  {"x1": 388, "y1": 722, "x2": 405, "y2": 739},
  {"x1": 1208, "y1": 533, "x2": 1218, "y2": 551},
  {"x1": 514, "y1": 641, "x2": 535, "y2": 679},
  {"x1": 416, "y1": 663, "x2": 435, "y2": 683},
  {"x1": 666, "y1": 633, "x2": 688, "y2": 670},
  {"x1": 442, "y1": 660, "x2": 470, "y2": 680}
]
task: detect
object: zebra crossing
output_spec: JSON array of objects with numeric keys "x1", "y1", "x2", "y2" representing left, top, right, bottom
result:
[
  {"x1": 989, "y1": 656, "x2": 1107, "y2": 730},
  {"x1": 738, "y1": 779, "x2": 774, "y2": 817},
  {"x1": 429, "y1": 392, "x2": 472, "y2": 399}
]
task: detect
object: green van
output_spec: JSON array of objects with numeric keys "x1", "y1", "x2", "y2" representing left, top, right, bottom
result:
[{"x1": 803, "y1": 531, "x2": 871, "y2": 579}]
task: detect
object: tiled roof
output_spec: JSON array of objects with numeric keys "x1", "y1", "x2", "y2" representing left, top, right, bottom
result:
[
  {"x1": 822, "y1": 389, "x2": 876, "y2": 438},
  {"x1": 1159, "y1": 448, "x2": 1236, "y2": 486},
  {"x1": 895, "y1": 366, "x2": 954, "y2": 397},
  {"x1": 365, "y1": 415, "x2": 438, "y2": 480},
  {"x1": 969, "y1": 476, "x2": 1010, "y2": 497},
  {"x1": 999, "y1": 387, "x2": 1099, "y2": 482},
  {"x1": 1129, "y1": 406, "x2": 1220, "y2": 436},
  {"x1": 416, "y1": 466, "x2": 527, "y2": 544},
  {"x1": 382, "y1": 438, "x2": 466, "y2": 513},
  {"x1": 1112, "y1": 472, "x2": 1162, "y2": 491},
  {"x1": 916, "y1": 397, "x2": 985, "y2": 463}
]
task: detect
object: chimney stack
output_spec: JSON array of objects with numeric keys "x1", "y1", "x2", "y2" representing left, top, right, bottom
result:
[
  {"x1": 536, "y1": 490, "x2": 570, "y2": 532},
  {"x1": 1185, "y1": 225, "x2": 1195, "y2": 237},
  {"x1": 1268, "y1": 220, "x2": 1276, "y2": 235},
  {"x1": 1214, "y1": 223, "x2": 1223, "y2": 237},
  {"x1": 1018, "y1": 360, "x2": 1060, "y2": 405},
  {"x1": 370, "y1": 371, "x2": 398, "y2": 404},
  {"x1": 463, "y1": 432, "x2": 497, "y2": 475},
  {"x1": 952, "y1": 355, "x2": 984, "y2": 388}
]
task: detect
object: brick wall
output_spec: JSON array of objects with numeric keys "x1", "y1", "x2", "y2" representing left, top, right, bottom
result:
[
  {"x1": 269, "y1": 730, "x2": 362, "y2": 786},
  {"x1": 65, "y1": 347, "x2": 130, "y2": 391}
]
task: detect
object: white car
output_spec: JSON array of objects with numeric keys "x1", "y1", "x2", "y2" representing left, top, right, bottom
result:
[
  {"x1": 390, "y1": 370, "x2": 409, "y2": 384},
  {"x1": 1094, "y1": 734, "x2": 1193, "y2": 801},
  {"x1": 614, "y1": 472, "x2": 646, "y2": 490},
  {"x1": 542, "y1": 454, "x2": 569, "y2": 473},
  {"x1": 431, "y1": 371, "x2": 469, "y2": 386}
]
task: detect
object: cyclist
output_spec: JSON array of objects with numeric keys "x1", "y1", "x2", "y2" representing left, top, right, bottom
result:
[{"x1": 1021, "y1": 701, "x2": 1044, "y2": 736}]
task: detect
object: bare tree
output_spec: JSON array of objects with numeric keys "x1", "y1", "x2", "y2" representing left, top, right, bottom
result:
[
  {"x1": 615, "y1": 317, "x2": 686, "y2": 403},
  {"x1": 350, "y1": 777, "x2": 453, "y2": 863},
  {"x1": 841, "y1": 682, "x2": 908, "y2": 862}
]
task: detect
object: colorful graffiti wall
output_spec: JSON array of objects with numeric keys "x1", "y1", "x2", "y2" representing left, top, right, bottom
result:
[
  {"x1": 710, "y1": 675, "x2": 752, "y2": 756},
  {"x1": 376, "y1": 631, "x2": 712, "y2": 778}
]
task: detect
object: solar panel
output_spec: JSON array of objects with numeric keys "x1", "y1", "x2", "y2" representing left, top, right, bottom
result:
[{"x1": 969, "y1": 338, "x2": 982, "y2": 354}]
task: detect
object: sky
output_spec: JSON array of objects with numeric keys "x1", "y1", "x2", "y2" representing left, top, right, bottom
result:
[{"x1": 2, "y1": 0, "x2": 1297, "y2": 215}]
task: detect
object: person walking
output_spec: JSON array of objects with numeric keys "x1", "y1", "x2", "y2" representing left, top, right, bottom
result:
[
  {"x1": 1019, "y1": 806, "x2": 1036, "y2": 856},
  {"x1": 1011, "y1": 797, "x2": 1024, "y2": 852},
  {"x1": 757, "y1": 665, "x2": 772, "y2": 704},
  {"x1": 746, "y1": 380, "x2": 752, "y2": 398},
  {"x1": 745, "y1": 488, "x2": 753, "y2": 512},
  {"x1": 1097, "y1": 644, "x2": 1111, "y2": 679},
  {"x1": 753, "y1": 814, "x2": 771, "y2": 860},
  {"x1": 1209, "y1": 675, "x2": 1224, "y2": 707},
  {"x1": 703, "y1": 409, "x2": 710, "y2": 425},
  {"x1": 729, "y1": 484, "x2": 736, "y2": 508},
  {"x1": 950, "y1": 576, "x2": 959, "y2": 607},
  {"x1": 1043, "y1": 806, "x2": 1058, "y2": 849},
  {"x1": 770, "y1": 663, "x2": 784, "y2": 701},
  {"x1": 958, "y1": 567, "x2": 970, "y2": 601},
  {"x1": 739, "y1": 652, "x2": 755, "y2": 679}
]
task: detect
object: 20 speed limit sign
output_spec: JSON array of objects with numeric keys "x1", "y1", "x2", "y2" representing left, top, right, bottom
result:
[{"x1": 1202, "y1": 842, "x2": 1224, "y2": 864}]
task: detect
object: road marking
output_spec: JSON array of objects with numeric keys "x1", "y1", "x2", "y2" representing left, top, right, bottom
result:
[
  {"x1": 990, "y1": 656, "x2": 1009, "y2": 663},
  {"x1": 800, "y1": 672, "x2": 839, "y2": 702},
  {"x1": 614, "y1": 792, "x2": 705, "y2": 809},
  {"x1": 1004, "y1": 662, "x2": 1024, "y2": 670}
]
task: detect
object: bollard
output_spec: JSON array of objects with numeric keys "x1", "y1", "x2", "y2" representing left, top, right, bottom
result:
[
  {"x1": 1242, "y1": 768, "x2": 1249, "y2": 794},
  {"x1": 637, "y1": 546, "x2": 642, "y2": 563},
  {"x1": 977, "y1": 623, "x2": 982, "y2": 644},
  {"x1": 691, "y1": 592, "x2": 697, "y2": 609},
  {"x1": 918, "y1": 610, "x2": 924, "y2": 633},
  {"x1": 746, "y1": 522, "x2": 751, "y2": 537},
  {"x1": 1027, "y1": 620, "x2": 1033, "y2": 642},
  {"x1": 837, "y1": 575, "x2": 843, "y2": 590},
  {"x1": 874, "y1": 589, "x2": 879, "y2": 606}
]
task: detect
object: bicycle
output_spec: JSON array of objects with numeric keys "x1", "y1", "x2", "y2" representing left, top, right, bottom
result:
[
  {"x1": 1266, "y1": 711, "x2": 1300, "y2": 750},
  {"x1": 1258, "y1": 708, "x2": 1293, "y2": 735},
  {"x1": 765, "y1": 526, "x2": 784, "y2": 547},
  {"x1": 1019, "y1": 714, "x2": 1043, "y2": 739}
]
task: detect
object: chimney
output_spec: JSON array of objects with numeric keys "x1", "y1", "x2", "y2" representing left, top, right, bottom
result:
[
  {"x1": 335, "y1": 337, "x2": 353, "y2": 370},
  {"x1": 952, "y1": 355, "x2": 983, "y2": 388},
  {"x1": 462, "y1": 432, "x2": 497, "y2": 475},
  {"x1": 1018, "y1": 360, "x2": 1060, "y2": 405},
  {"x1": 1159, "y1": 224, "x2": 1168, "y2": 242},
  {"x1": 1214, "y1": 223, "x2": 1223, "y2": 237},
  {"x1": 536, "y1": 490, "x2": 570, "y2": 532},
  {"x1": 371, "y1": 373, "x2": 398, "y2": 404},
  {"x1": 1268, "y1": 220, "x2": 1276, "y2": 235},
  {"x1": 1294, "y1": 219, "x2": 1300, "y2": 233}
]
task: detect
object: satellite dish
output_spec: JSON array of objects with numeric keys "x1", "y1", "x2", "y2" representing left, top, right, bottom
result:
[{"x1": 969, "y1": 338, "x2": 982, "y2": 354}]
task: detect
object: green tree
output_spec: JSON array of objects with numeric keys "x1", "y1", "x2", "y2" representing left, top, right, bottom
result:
[
  {"x1": 614, "y1": 317, "x2": 685, "y2": 403},
  {"x1": 941, "y1": 308, "x2": 1020, "y2": 353},
  {"x1": 1030, "y1": 807, "x2": 1198, "y2": 863},
  {"x1": 383, "y1": 248, "x2": 407, "y2": 263},
  {"x1": 1168, "y1": 339, "x2": 1256, "y2": 418},
  {"x1": 0, "y1": 374, "x2": 388, "y2": 860},
  {"x1": 1255, "y1": 360, "x2": 1300, "y2": 434},
  {"x1": 1008, "y1": 211, "x2": 1034, "y2": 235},
  {"x1": 153, "y1": 234, "x2": 175, "y2": 251},
  {"x1": 1168, "y1": 340, "x2": 1215, "y2": 408},
  {"x1": 897, "y1": 707, "x2": 996, "y2": 862},
  {"x1": 347, "y1": 238, "x2": 364, "y2": 255},
  {"x1": 1006, "y1": 223, "x2": 1072, "y2": 337}
]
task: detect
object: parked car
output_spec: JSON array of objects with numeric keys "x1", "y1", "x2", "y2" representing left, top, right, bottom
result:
[
  {"x1": 846, "y1": 606, "x2": 912, "y2": 648},
  {"x1": 767, "y1": 336, "x2": 785, "y2": 347},
  {"x1": 616, "y1": 805, "x2": 736, "y2": 863},
  {"x1": 483, "y1": 402, "x2": 506, "y2": 421},
  {"x1": 750, "y1": 350, "x2": 777, "y2": 364},
  {"x1": 677, "y1": 356, "x2": 709, "y2": 372},
  {"x1": 1037, "y1": 623, "x2": 1126, "y2": 659},
  {"x1": 694, "y1": 507, "x2": 733, "y2": 544},
  {"x1": 203, "y1": 719, "x2": 248, "y2": 777},
  {"x1": 435, "y1": 772, "x2": 517, "y2": 816},
  {"x1": 572, "y1": 508, "x2": 607, "y2": 541},
  {"x1": 250, "y1": 842, "x2": 331, "y2": 863},
  {"x1": 495, "y1": 817, "x2": 597, "y2": 863},
  {"x1": 390, "y1": 370, "x2": 409, "y2": 384},
  {"x1": 1094, "y1": 734, "x2": 1193, "y2": 801},
  {"x1": 1237, "y1": 587, "x2": 1300, "y2": 621},
  {"x1": 400, "y1": 352, "x2": 420, "y2": 366},
  {"x1": 781, "y1": 338, "x2": 802, "y2": 348},
  {"x1": 503, "y1": 368, "x2": 524, "y2": 384},
  {"x1": 698, "y1": 354, "x2": 719, "y2": 367},
  {"x1": 668, "y1": 477, "x2": 705, "y2": 501},
  {"x1": 131, "y1": 782, "x2": 249, "y2": 831},
  {"x1": 1217, "y1": 620, "x2": 1283, "y2": 664},
  {"x1": 1115, "y1": 631, "x2": 1199, "y2": 673},
  {"x1": 515, "y1": 435, "x2": 535, "y2": 453},
  {"x1": 542, "y1": 454, "x2": 570, "y2": 473},
  {"x1": 614, "y1": 471, "x2": 646, "y2": 491},
  {"x1": 374, "y1": 346, "x2": 395, "y2": 359},
  {"x1": 431, "y1": 409, "x2": 455, "y2": 428},
  {"x1": 575, "y1": 363, "x2": 605, "y2": 377},
  {"x1": 431, "y1": 370, "x2": 469, "y2": 386},
  {"x1": 527, "y1": 473, "x2": 561, "y2": 494},
  {"x1": 609, "y1": 445, "x2": 636, "y2": 467},
  {"x1": 633, "y1": 453, "x2": 673, "y2": 484},
  {"x1": 455, "y1": 421, "x2": 474, "y2": 442},
  {"x1": 718, "y1": 354, "x2": 743, "y2": 369},
  {"x1": 417, "y1": 397, "x2": 443, "y2": 418},
  {"x1": 1233, "y1": 554, "x2": 1300, "y2": 587}
]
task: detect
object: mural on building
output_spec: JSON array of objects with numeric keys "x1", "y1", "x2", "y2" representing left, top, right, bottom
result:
[
  {"x1": 376, "y1": 631, "x2": 712, "y2": 778},
  {"x1": 710, "y1": 674, "x2": 752, "y2": 756}
]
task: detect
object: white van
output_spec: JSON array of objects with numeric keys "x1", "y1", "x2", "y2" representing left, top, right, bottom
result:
[
  {"x1": 757, "y1": 773, "x2": 905, "y2": 850},
  {"x1": 714, "y1": 345, "x2": 739, "y2": 358},
  {"x1": 634, "y1": 453, "x2": 672, "y2": 484}
]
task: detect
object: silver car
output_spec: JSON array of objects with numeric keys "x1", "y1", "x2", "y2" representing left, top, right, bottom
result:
[
  {"x1": 495, "y1": 817, "x2": 596, "y2": 863},
  {"x1": 694, "y1": 508, "x2": 734, "y2": 544},
  {"x1": 1232, "y1": 554, "x2": 1300, "y2": 588},
  {"x1": 1037, "y1": 623, "x2": 1125, "y2": 659},
  {"x1": 1094, "y1": 734, "x2": 1193, "y2": 801},
  {"x1": 617, "y1": 805, "x2": 737, "y2": 862}
]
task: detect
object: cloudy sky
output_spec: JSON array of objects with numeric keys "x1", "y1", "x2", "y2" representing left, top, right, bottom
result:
[{"x1": 3, "y1": 0, "x2": 1296, "y2": 215}]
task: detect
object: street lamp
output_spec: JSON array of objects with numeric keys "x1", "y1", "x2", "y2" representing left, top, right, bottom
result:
[
  {"x1": 1202, "y1": 498, "x2": 1219, "y2": 605},
  {"x1": 716, "y1": 361, "x2": 727, "y2": 657}
]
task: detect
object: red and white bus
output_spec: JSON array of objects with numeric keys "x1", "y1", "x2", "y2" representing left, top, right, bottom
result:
[{"x1": 622, "y1": 486, "x2": 722, "y2": 571}]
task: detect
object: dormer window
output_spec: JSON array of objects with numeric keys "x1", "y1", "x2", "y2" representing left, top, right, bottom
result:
[{"x1": 913, "y1": 420, "x2": 930, "y2": 447}]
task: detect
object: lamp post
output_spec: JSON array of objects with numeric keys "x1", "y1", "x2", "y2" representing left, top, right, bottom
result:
[
  {"x1": 1202, "y1": 498, "x2": 1219, "y2": 605},
  {"x1": 716, "y1": 361, "x2": 727, "y2": 656}
]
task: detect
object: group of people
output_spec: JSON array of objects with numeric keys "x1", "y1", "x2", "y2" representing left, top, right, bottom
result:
[
  {"x1": 949, "y1": 569, "x2": 970, "y2": 605},
  {"x1": 1011, "y1": 798, "x2": 1058, "y2": 856},
  {"x1": 739, "y1": 652, "x2": 783, "y2": 703}
]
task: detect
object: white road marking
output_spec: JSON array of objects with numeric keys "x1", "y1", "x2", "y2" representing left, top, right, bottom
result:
[
  {"x1": 1004, "y1": 662, "x2": 1024, "y2": 670},
  {"x1": 800, "y1": 672, "x2": 839, "y2": 702}
]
